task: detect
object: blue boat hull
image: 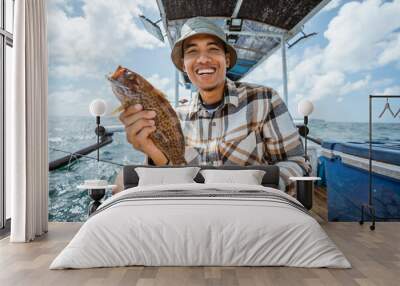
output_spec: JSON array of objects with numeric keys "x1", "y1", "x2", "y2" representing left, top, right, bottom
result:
[{"x1": 319, "y1": 156, "x2": 400, "y2": 221}]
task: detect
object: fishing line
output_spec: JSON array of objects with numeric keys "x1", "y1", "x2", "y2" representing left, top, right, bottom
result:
[{"x1": 49, "y1": 147, "x2": 126, "y2": 167}]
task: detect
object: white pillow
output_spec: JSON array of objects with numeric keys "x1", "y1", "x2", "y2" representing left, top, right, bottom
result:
[
  {"x1": 135, "y1": 167, "x2": 201, "y2": 186},
  {"x1": 200, "y1": 169, "x2": 266, "y2": 185}
]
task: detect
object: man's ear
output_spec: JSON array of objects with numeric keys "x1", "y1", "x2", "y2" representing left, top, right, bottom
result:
[{"x1": 226, "y1": 53, "x2": 231, "y2": 68}]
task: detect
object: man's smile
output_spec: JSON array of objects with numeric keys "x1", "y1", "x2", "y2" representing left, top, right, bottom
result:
[
  {"x1": 194, "y1": 66, "x2": 218, "y2": 82},
  {"x1": 195, "y1": 67, "x2": 217, "y2": 75}
]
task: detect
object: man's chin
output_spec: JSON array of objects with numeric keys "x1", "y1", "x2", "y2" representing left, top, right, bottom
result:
[{"x1": 197, "y1": 83, "x2": 219, "y2": 92}]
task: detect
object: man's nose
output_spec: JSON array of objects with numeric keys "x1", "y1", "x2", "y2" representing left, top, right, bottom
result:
[{"x1": 196, "y1": 52, "x2": 212, "y2": 64}]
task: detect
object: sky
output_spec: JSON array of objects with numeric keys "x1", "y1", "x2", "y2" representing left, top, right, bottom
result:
[{"x1": 47, "y1": 0, "x2": 400, "y2": 122}]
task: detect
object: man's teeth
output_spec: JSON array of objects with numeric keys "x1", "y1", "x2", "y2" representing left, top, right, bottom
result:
[{"x1": 197, "y1": 68, "x2": 216, "y2": 75}]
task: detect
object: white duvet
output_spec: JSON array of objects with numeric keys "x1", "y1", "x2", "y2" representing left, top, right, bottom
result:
[{"x1": 50, "y1": 183, "x2": 351, "y2": 269}]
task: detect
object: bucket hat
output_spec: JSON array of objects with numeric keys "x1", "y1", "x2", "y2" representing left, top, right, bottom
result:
[{"x1": 171, "y1": 17, "x2": 237, "y2": 72}]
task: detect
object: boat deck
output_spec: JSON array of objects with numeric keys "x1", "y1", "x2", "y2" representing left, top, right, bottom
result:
[{"x1": 1, "y1": 219, "x2": 399, "y2": 285}]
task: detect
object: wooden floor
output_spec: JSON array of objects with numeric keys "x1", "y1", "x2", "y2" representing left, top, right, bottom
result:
[
  {"x1": 1, "y1": 219, "x2": 399, "y2": 286},
  {"x1": 311, "y1": 185, "x2": 328, "y2": 222}
]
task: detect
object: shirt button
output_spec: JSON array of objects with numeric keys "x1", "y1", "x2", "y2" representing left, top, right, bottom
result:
[{"x1": 212, "y1": 122, "x2": 216, "y2": 126}]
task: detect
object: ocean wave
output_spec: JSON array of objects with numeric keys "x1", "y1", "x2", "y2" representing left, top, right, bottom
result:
[{"x1": 49, "y1": 137, "x2": 63, "y2": 143}]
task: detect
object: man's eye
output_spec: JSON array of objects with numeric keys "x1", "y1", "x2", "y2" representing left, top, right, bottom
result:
[
  {"x1": 209, "y1": 47, "x2": 222, "y2": 53},
  {"x1": 185, "y1": 50, "x2": 196, "y2": 54}
]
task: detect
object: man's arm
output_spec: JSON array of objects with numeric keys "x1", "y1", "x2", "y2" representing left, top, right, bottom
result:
[{"x1": 262, "y1": 89, "x2": 311, "y2": 196}]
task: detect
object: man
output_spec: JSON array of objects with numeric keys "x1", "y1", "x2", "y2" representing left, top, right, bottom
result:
[{"x1": 116, "y1": 17, "x2": 310, "y2": 195}]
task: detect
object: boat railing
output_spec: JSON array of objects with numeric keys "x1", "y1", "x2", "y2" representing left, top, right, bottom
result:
[
  {"x1": 49, "y1": 125, "x2": 124, "y2": 171},
  {"x1": 49, "y1": 123, "x2": 322, "y2": 171}
]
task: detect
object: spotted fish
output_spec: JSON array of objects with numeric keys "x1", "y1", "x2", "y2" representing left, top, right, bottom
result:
[{"x1": 108, "y1": 66, "x2": 186, "y2": 165}]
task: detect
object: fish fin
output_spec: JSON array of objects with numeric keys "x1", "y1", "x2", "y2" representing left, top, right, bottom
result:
[{"x1": 111, "y1": 105, "x2": 125, "y2": 115}]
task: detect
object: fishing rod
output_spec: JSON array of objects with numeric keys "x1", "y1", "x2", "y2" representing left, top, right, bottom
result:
[{"x1": 49, "y1": 146, "x2": 125, "y2": 171}]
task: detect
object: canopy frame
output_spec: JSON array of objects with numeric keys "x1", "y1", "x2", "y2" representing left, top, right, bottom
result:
[{"x1": 154, "y1": 0, "x2": 332, "y2": 105}]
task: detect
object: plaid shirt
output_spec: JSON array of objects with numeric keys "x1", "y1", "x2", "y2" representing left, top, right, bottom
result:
[
  {"x1": 145, "y1": 79, "x2": 311, "y2": 196},
  {"x1": 147, "y1": 79, "x2": 310, "y2": 196}
]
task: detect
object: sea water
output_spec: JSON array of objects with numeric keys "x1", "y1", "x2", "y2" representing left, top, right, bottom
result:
[
  {"x1": 48, "y1": 116, "x2": 400, "y2": 222},
  {"x1": 49, "y1": 116, "x2": 144, "y2": 222}
]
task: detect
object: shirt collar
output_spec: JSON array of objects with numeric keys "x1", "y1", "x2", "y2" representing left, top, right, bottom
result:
[{"x1": 188, "y1": 78, "x2": 239, "y2": 119}]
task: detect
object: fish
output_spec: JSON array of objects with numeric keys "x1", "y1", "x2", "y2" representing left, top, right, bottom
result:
[{"x1": 108, "y1": 66, "x2": 186, "y2": 165}]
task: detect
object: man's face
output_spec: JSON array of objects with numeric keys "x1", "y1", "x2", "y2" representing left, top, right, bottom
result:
[{"x1": 182, "y1": 34, "x2": 230, "y2": 92}]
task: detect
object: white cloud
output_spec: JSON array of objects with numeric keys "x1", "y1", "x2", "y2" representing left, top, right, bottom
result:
[
  {"x1": 244, "y1": 54, "x2": 284, "y2": 83},
  {"x1": 147, "y1": 74, "x2": 172, "y2": 92},
  {"x1": 245, "y1": 0, "x2": 400, "y2": 108},
  {"x1": 382, "y1": 85, "x2": 400, "y2": 95},
  {"x1": 48, "y1": 70, "x2": 192, "y2": 116},
  {"x1": 378, "y1": 32, "x2": 400, "y2": 65},
  {"x1": 287, "y1": 46, "x2": 324, "y2": 95},
  {"x1": 321, "y1": 0, "x2": 342, "y2": 12},
  {"x1": 132, "y1": 73, "x2": 192, "y2": 106},
  {"x1": 244, "y1": 52, "x2": 302, "y2": 85},
  {"x1": 48, "y1": 62, "x2": 123, "y2": 116},
  {"x1": 48, "y1": 88, "x2": 92, "y2": 116},
  {"x1": 323, "y1": 0, "x2": 400, "y2": 72},
  {"x1": 50, "y1": 64, "x2": 99, "y2": 79},
  {"x1": 48, "y1": 85, "x2": 119, "y2": 117},
  {"x1": 47, "y1": 0, "x2": 400, "y2": 121},
  {"x1": 48, "y1": 0, "x2": 164, "y2": 78},
  {"x1": 308, "y1": 71, "x2": 345, "y2": 101},
  {"x1": 339, "y1": 75, "x2": 371, "y2": 96}
]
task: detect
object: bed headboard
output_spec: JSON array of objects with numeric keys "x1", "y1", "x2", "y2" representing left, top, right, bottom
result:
[{"x1": 123, "y1": 165, "x2": 280, "y2": 190}]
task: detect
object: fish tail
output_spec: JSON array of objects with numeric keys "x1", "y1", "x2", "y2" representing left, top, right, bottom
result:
[{"x1": 171, "y1": 157, "x2": 187, "y2": 166}]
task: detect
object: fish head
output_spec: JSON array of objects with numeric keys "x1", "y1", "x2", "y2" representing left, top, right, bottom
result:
[{"x1": 107, "y1": 66, "x2": 146, "y2": 103}]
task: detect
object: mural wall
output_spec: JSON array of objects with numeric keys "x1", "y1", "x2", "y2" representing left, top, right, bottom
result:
[{"x1": 48, "y1": 0, "x2": 400, "y2": 222}]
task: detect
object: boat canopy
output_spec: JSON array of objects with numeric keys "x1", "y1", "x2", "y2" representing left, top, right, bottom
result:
[{"x1": 157, "y1": 0, "x2": 330, "y2": 80}]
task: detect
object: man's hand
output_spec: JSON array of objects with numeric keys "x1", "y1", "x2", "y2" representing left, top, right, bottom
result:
[{"x1": 119, "y1": 104, "x2": 168, "y2": 165}]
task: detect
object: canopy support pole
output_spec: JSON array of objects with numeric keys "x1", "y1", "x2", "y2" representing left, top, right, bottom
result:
[
  {"x1": 232, "y1": 0, "x2": 243, "y2": 18},
  {"x1": 281, "y1": 35, "x2": 288, "y2": 104}
]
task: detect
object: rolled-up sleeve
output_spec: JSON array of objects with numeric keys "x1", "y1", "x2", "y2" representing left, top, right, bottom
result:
[{"x1": 262, "y1": 90, "x2": 311, "y2": 196}]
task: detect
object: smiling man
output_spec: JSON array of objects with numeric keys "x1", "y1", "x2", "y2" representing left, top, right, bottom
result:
[
  {"x1": 177, "y1": 33, "x2": 231, "y2": 104},
  {"x1": 118, "y1": 17, "x2": 310, "y2": 196}
]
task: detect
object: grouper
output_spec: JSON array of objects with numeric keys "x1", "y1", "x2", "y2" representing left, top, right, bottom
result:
[{"x1": 108, "y1": 66, "x2": 186, "y2": 165}]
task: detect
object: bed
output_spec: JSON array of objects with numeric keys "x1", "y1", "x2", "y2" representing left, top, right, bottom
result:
[{"x1": 50, "y1": 165, "x2": 350, "y2": 269}]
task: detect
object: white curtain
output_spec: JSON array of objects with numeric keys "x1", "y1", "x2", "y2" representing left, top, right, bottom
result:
[{"x1": 7, "y1": 0, "x2": 49, "y2": 242}]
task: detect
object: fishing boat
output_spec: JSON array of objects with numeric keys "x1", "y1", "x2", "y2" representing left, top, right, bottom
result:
[
  {"x1": 49, "y1": 0, "x2": 328, "y2": 168},
  {"x1": 319, "y1": 139, "x2": 400, "y2": 222},
  {"x1": 48, "y1": 0, "x2": 328, "y2": 173},
  {"x1": 47, "y1": 0, "x2": 400, "y2": 224}
]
